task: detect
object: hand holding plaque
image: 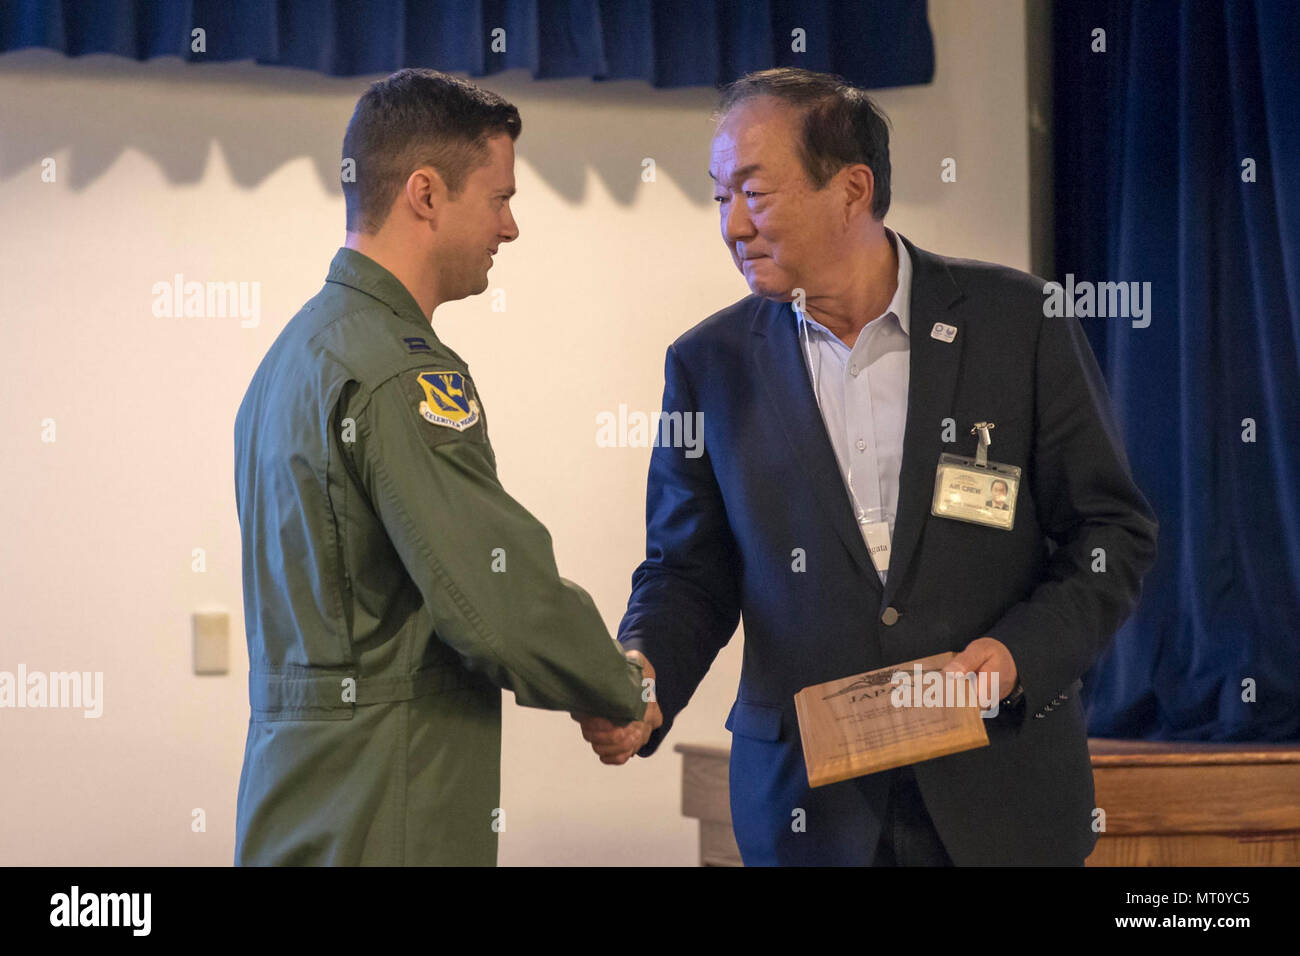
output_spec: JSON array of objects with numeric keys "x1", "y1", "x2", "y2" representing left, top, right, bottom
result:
[{"x1": 793, "y1": 651, "x2": 991, "y2": 788}]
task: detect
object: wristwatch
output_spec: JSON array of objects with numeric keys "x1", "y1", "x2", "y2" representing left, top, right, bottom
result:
[{"x1": 998, "y1": 679, "x2": 1025, "y2": 710}]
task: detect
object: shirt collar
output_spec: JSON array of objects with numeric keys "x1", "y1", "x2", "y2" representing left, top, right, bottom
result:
[
  {"x1": 885, "y1": 226, "x2": 912, "y2": 337},
  {"x1": 325, "y1": 247, "x2": 431, "y2": 330},
  {"x1": 795, "y1": 226, "x2": 912, "y2": 340}
]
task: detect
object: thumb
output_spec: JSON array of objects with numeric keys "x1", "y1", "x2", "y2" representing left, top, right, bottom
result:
[{"x1": 944, "y1": 648, "x2": 988, "y2": 677}]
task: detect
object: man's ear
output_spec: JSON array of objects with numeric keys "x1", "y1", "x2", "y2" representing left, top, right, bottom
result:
[
  {"x1": 404, "y1": 166, "x2": 447, "y2": 228},
  {"x1": 840, "y1": 163, "x2": 875, "y2": 225}
]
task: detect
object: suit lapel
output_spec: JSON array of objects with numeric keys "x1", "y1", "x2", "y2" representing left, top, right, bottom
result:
[
  {"x1": 751, "y1": 298, "x2": 881, "y2": 586},
  {"x1": 883, "y1": 236, "x2": 967, "y2": 605}
]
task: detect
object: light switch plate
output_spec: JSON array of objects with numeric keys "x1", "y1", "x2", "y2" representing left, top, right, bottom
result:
[{"x1": 192, "y1": 611, "x2": 229, "y2": 675}]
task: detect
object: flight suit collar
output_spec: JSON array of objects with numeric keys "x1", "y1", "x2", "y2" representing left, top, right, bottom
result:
[{"x1": 326, "y1": 247, "x2": 432, "y2": 331}]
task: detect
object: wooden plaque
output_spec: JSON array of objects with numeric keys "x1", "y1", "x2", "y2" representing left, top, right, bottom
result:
[{"x1": 794, "y1": 652, "x2": 990, "y2": 788}]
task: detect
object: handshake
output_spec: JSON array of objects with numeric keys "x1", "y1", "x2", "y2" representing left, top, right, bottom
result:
[{"x1": 570, "y1": 650, "x2": 664, "y2": 765}]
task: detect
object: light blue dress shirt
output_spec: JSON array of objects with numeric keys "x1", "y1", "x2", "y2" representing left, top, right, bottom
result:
[{"x1": 796, "y1": 228, "x2": 912, "y2": 583}]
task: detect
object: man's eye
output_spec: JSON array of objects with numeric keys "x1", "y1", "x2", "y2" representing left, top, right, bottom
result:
[
  {"x1": 745, "y1": 191, "x2": 761, "y2": 199},
  {"x1": 713, "y1": 195, "x2": 727, "y2": 204}
]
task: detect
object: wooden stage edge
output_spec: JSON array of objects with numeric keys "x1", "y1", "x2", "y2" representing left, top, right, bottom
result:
[{"x1": 675, "y1": 738, "x2": 1300, "y2": 867}]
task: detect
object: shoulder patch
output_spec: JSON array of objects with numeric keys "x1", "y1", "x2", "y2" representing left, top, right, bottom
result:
[
  {"x1": 415, "y1": 370, "x2": 481, "y2": 431},
  {"x1": 403, "y1": 336, "x2": 432, "y2": 353}
]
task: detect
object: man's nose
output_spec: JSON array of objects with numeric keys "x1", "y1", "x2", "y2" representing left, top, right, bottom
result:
[
  {"x1": 723, "y1": 198, "x2": 755, "y2": 243},
  {"x1": 501, "y1": 209, "x2": 520, "y2": 243}
]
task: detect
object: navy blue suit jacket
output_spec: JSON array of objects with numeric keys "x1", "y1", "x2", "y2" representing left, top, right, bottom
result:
[{"x1": 617, "y1": 234, "x2": 1158, "y2": 866}]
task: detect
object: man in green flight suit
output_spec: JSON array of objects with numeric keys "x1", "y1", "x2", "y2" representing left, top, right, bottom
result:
[{"x1": 233, "y1": 68, "x2": 659, "y2": 865}]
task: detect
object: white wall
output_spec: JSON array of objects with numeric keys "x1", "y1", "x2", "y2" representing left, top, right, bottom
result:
[{"x1": 0, "y1": 0, "x2": 1028, "y2": 865}]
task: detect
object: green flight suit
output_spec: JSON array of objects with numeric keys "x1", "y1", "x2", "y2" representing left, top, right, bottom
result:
[{"x1": 233, "y1": 247, "x2": 646, "y2": 865}]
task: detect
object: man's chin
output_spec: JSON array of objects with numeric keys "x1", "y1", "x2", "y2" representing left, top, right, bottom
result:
[
  {"x1": 462, "y1": 272, "x2": 490, "y2": 299},
  {"x1": 739, "y1": 266, "x2": 796, "y2": 302},
  {"x1": 745, "y1": 277, "x2": 796, "y2": 302},
  {"x1": 439, "y1": 276, "x2": 490, "y2": 305}
]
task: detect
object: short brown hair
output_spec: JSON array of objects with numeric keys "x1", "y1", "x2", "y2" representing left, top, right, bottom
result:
[
  {"x1": 342, "y1": 69, "x2": 521, "y2": 233},
  {"x1": 719, "y1": 68, "x2": 892, "y2": 219}
]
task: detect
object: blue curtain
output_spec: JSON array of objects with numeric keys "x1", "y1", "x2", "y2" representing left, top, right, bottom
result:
[
  {"x1": 1054, "y1": 0, "x2": 1300, "y2": 740},
  {"x1": 0, "y1": 0, "x2": 934, "y2": 88}
]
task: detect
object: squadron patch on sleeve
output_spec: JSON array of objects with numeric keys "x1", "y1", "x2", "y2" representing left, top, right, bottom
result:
[{"x1": 415, "y1": 371, "x2": 481, "y2": 431}]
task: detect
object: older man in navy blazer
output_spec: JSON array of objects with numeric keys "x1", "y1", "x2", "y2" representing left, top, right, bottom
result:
[{"x1": 574, "y1": 68, "x2": 1157, "y2": 866}]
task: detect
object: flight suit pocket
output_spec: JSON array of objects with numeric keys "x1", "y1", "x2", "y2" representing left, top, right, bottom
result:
[{"x1": 725, "y1": 700, "x2": 783, "y2": 741}]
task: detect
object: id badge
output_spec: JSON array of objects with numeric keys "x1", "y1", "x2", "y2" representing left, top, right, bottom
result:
[
  {"x1": 857, "y1": 506, "x2": 892, "y2": 577},
  {"x1": 931, "y1": 453, "x2": 1021, "y2": 531}
]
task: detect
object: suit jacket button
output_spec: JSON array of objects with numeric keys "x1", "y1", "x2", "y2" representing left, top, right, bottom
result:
[{"x1": 881, "y1": 607, "x2": 900, "y2": 626}]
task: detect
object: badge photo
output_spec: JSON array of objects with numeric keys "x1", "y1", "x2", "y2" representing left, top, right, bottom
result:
[{"x1": 931, "y1": 453, "x2": 1020, "y2": 531}]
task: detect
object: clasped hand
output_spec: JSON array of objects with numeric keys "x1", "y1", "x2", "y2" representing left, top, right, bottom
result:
[{"x1": 570, "y1": 650, "x2": 663, "y2": 765}]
